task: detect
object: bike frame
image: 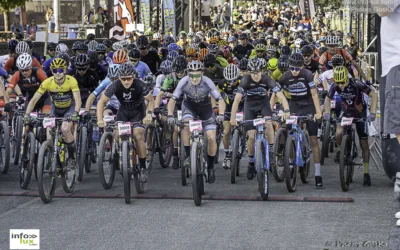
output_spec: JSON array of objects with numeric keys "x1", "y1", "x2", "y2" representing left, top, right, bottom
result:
[{"x1": 287, "y1": 117, "x2": 312, "y2": 168}]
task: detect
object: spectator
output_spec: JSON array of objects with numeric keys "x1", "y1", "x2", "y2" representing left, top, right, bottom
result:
[
  {"x1": 223, "y1": 0, "x2": 231, "y2": 24},
  {"x1": 95, "y1": 7, "x2": 105, "y2": 24},
  {"x1": 343, "y1": 34, "x2": 359, "y2": 60},
  {"x1": 85, "y1": 8, "x2": 95, "y2": 24},
  {"x1": 11, "y1": 17, "x2": 24, "y2": 36},
  {"x1": 26, "y1": 19, "x2": 38, "y2": 37},
  {"x1": 46, "y1": 7, "x2": 55, "y2": 32},
  {"x1": 201, "y1": 0, "x2": 212, "y2": 28}
]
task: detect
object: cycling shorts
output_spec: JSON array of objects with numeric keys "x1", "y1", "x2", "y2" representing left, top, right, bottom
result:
[
  {"x1": 51, "y1": 102, "x2": 75, "y2": 118},
  {"x1": 244, "y1": 101, "x2": 272, "y2": 130},
  {"x1": 341, "y1": 111, "x2": 368, "y2": 140},
  {"x1": 289, "y1": 102, "x2": 318, "y2": 137},
  {"x1": 116, "y1": 104, "x2": 145, "y2": 129},
  {"x1": 182, "y1": 99, "x2": 216, "y2": 131}
]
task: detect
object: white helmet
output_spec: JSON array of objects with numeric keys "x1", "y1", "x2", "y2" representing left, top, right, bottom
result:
[
  {"x1": 15, "y1": 41, "x2": 30, "y2": 55},
  {"x1": 223, "y1": 64, "x2": 241, "y2": 81},
  {"x1": 295, "y1": 38, "x2": 303, "y2": 48},
  {"x1": 87, "y1": 40, "x2": 98, "y2": 51},
  {"x1": 119, "y1": 40, "x2": 129, "y2": 48},
  {"x1": 325, "y1": 36, "x2": 341, "y2": 46},
  {"x1": 112, "y1": 42, "x2": 123, "y2": 51},
  {"x1": 153, "y1": 32, "x2": 161, "y2": 40},
  {"x1": 16, "y1": 53, "x2": 32, "y2": 70},
  {"x1": 187, "y1": 60, "x2": 203, "y2": 71},
  {"x1": 56, "y1": 43, "x2": 68, "y2": 54}
]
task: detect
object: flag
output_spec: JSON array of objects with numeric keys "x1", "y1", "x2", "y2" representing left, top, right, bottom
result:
[{"x1": 300, "y1": 0, "x2": 316, "y2": 17}]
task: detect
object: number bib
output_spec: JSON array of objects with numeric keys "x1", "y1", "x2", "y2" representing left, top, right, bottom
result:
[
  {"x1": 286, "y1": 116, "x2": 298, "y2": 125},
  {"x1": 236, "y1": 112, "x2": 244, "y2": 122},
  {"x1": 118, "y1": 122, "x2": 131, "y2": 136},
  {"x1": 43, "y1": 117, "x2": 56, "y2": 128},
  {"x1": 189, "y1": 120, "x2": 202, "y2": 132},
  {"x1": 341, "y1": 117, "x2": 354, "y2": 126},
  {"x1": 253, "y1": 118, "x2": 265, "y2": 126}
]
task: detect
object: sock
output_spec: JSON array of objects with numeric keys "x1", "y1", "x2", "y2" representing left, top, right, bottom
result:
[
  {"x1": 173, "y1": 147, "x2": 178, "y2": 156},
  {"x1": 249, "y1": 155, "x2": 254, "y2": 164},
  {"x1": 207, "y1": 155, "x2": 215, "y2": 169},
  {"x1": 315, "y1": 163, "x2": 321, "y2": 176},
  {"x1": 185, "y1": 146, "x2": 190, "y2": 158},
  {"x1": 66, "y1": 142, "x2": 75, "y2": 160},
  {"x1": 225, "y1": 149, "x2": 229, "y2": 157},
  {"x1": 139, "y1": 158, "x2": 146, "y2": 169},
  {"x1": 364, "y1": 163, "x2": 369, "y2": 174}
]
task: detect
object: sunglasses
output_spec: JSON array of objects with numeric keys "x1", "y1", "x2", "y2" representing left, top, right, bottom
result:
[
  {"x1": 129, "y1": 58, "x2": 139, "y2": 62},
  {"x1": 120, "y1": 77, "x2": 133, "y2": 82},
  {"x1": 289, "y1": 67, "x2": 301, "y2": 72},
  {"x1": 302, "y1": 54, "x2": 312, "y2": 58},
  {"x1": 189, "y1": 73, "x2": 201, "y2": 79},
  {"x1": 336, "y1": 81, "x2": 347, "y2": 85},
  {"x1": 176, "y1": 70, "x2": 185, "y2": 75},
  {"x1": 52, "y1": 68, "x2": 65, "y2": 74},
  {"x1": 76, "y1": 67, "x2": 88, "y2": 72},
  {"x1": 20, "y1": 68, "x2": 32, "y2": 72},
  {"x1": 48, "y1": 49, "x2": 55, "y2": 52},
  {"x1": 139, "y1": 47, "x2": 147, "y2": 50},
  {"x1": 256, "y1": 50, "x2": 264, "y2": 53}
]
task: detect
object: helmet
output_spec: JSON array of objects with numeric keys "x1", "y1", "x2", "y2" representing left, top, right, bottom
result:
[
  {"x1": 228, "y1": 36, "x2": 236, "y2": 43},
  {"x1": 204, "y1": 53, "x2": 216, "y2": 67},
  {"x1": 288, "y1": 53, "x2": 304, "y2": 67},
  {"x1": 325, "y1": 35, "x2": 340, "y2": 46},
  {"x1": 178, "y1": 31, "x2": 187, "y2": 38},
  {"x1": 266, "y1": 45, "x2": 276, "y2": 53},
  {"x1": 56, "y1": 43, "x2": 68, "y2": 54},
  {"x1": 196, "y1": 31, "x2": 204, "y2": 37},
  {"x1": 16, "y1": 53, "x2": 32, "y2": 70},
  {"x1": 187, "y1": 60, "x2": 204, "y2": 72},
  {"x1": 198, "y1": 48, "x2": 209, "y2": 61},
  {"x1": 278, "y1": 56, "x2": 290, "y2": 72},
  {"x1": 301, "y1": 45, "x2": 314, "y2": 55},
  {"x1": 50, "y1": 58, "x2": 67, "y2": 69},
  {"x1": 112, "y1": 42, "x2": 123, "y2": 51},
  {"x1": 223, "y1": 64, "x2": 240, "y2": 81},
  {"x1": 143, "y1": 74, "x2": 156, "y2": 87},
  {"x1": 160, "y1": 60, "x2": 173, "y2": 75},
  {"x1": 153, "y1": 32, "x2": 161, "y2": 40},
  {"x1": 167, "y1": 50, "x2": 179, "y2": 61},
  {"x1": 77, "y1": 42, "x2": 88, "y2": 51},
  {"x1": 87, "y1": 33, "x2": 95, "y2": 40},
  {"x1": 172, "y1": 55, "x2": 188, "y2": 72},
  {"x1": 254, "y1": 44, "x2": 266, "y2": 52},
  {"x1": 333, "y1": 66, "x2": 348, "y2": 82},
  {"x1": 238, "y1": 58, "x2": 248, "y2": 70},
  {"x1": 127, "y1": 43, "x2": 137, "y2": 51},
  {"x1": 218, "y1": 40, "x2": 228, "y2": 47},
  {"x1": 87, "y1": 40, "x2": 98, "y2": 51},
  {"x1": 102, "y1": 39, "x2": 112, "y2": 47},
  {"x1": 238, "y1": 33, "x2": 248, "y2": 40},
  {"x1": 268, "y1": 58, "x2": 278, "y2": 71},
  {"x1": 247, "y1": 58, "x2": 263, "y2": 71},
  {"x1": 332, "y1": 54, "x2": 345, "y2": 66},
  {"x1": 208, "y1": 44, "x2": 219, "y2": 54},
  {"x1": 118, "y1": 62, "x2": 136, "y2": 76},
  {"x1": 24, "y1": 40, "x2": 34, "y2": 49},
  {"x1": 48, "y1": 42, "x2": 57, "y2": 50},
  {"x1": 119, "y1": 40, "x2": 129, "y2": 48},
  {"x1": 15, "y1": 41, "x2": 30, "y2": 54},
  {"x1": 75, "y1": 54, "x2": 90, "y2": 68},
  {"x1": 96, "y1": 44, "x2": 107, "y2": 52},
  {"x1": 137, "y1": 35, "x2": 149, "y2": 48},
  {"x1": 294, "y1": 38, "x2": 303, "y2": 48},
  {"x1": 270, "y1": 38, "x2": 279, "y2": 46},
  {"x1": 144, "y1": 30, "x2": 154, "y2": 36},
  {"x1": 211, "y1": 30, "x2": 220, "y2": 38},
  {"x1": 259, "y1": 58, "x2": 267, "y2": 69},
  {"x1": 299, "y1": 40, "x2": 309, "y2": 48},
  {"x1": 209, "y1": 37, "x2": 219, "y2": 44},
  {"x1": 280, "y1": 46, "x2": 291, "y2": 56},
  {"x1": 71, "y1": 41, "x2": 81, "y2": 50},
  {"x1": 7, "y1": 39, "x2": 19, "y2": 52},
  {"x1": 163, "y1": 36, "x2": 175, "y2": 47},
  {"x1": 259, "y1": 33, "x2": 266, "y2": 39},
  {"x1": 113, "y1": 50, "x2": 127, "y2": 64},
  {"x1": 128, "y1": 49, "x2": 141, "y2": 59},
  {"x1": 55, "y1": 53, "x2": 70, "y2": 66},
  {"x1": 318, "y1": 46, "x2": 328, "y2": 56},
  {"x1": 187, "y1": 32, "x2": 194, "y2": 38},
  {"x1": 167, "y1": 43, "x2": 181, "y2": 51},
  {"x1": 186, "y1": 47, "x2": 197, "y2": 56},
  {"x1": 192, "y1": 35, "x2": 201, "y2": 44}
]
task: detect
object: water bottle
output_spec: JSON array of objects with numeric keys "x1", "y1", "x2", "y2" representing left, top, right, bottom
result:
[{"x1": 92, "y1": 126, "x2": 100, "y2": 142}]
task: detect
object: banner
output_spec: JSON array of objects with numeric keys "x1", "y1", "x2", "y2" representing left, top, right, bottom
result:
[
  {"x1": 110, "y1": 0, "x2": 135, "y2": 40},
  {"x1": 299, "y1": 0, "x2": 316, "y2": 17},
  {"x1": 140, "y1": 0, "x2": 151, "y2": 31},
  {"x1": 163, "y1": 0, "x2": 176, "y2": 37}
]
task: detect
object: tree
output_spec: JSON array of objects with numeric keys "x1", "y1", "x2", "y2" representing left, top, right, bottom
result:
[{"x1": 0, "y1": 0, "x2": 26, "y2": 31}]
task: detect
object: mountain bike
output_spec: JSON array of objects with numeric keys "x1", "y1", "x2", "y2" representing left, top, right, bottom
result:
[
  {"x1": 176, "y1": 111, "x2": 191, "y2": 186},
  {"x1": 320, "y1": 102, "x2": 337, "y2": 165},
  {"x1": 228, "y1": 112, "x2": 245, "y2": 184},
  {"x1": 0, "y1": 113, "x2": 10, "y2": 175},
  {"x1": 10, "y1": 99, "x2": 25, "y2": 166}
]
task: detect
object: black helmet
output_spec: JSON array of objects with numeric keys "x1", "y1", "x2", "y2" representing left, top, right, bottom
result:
[
  {"x1": 204, "y1": 53, "x2": 216, "y2": 67},
  {"x1": 332, "y1": 54, "x2": 345, "y2": 66},
  {"x1": 280, "y1": 46, "x2": 291, "y2": 56},
  {"x1": 86, "y1": 33, "x2": 95, "y2": 40},
  {"x1": 238, "y1": 58, "x2": 248, "y2": 70},
  {"x1": 118, "y1": 62, "x2": 136, "y2": 76},
  {"x1": 301, "y1": 45, "x2": 314, "y2": 55},
  {"x1": 172, "y1": 55, "x2": 188, "y2": 72},
  {"x1": 77, "y1": 42, "x2": 88, "y2": 51},
  {"x1": 102, "y1": 39, "x2": 112, "y2": 47},
  {"x1": 75, "y1": 54, "x2": 90, "y2": 68},
  {"x1": 48, "y1": 42, "x2": 57, "y2": 50},
  {"x1": 55, "y1": 53, "x2": 70, "y2": 66},
  {"x1": 127, "y1": 43, "x2": 137, "y2": 51},
  {"x1": 24, "y1": 40, "x2": 34, "y2": 49},
  {"x1": 137, "y1": 35, "x2": 149, "y2": 48},
  {"x1": 128, "y1": 49, "x2": 141, "y2": 59},
  {"x1": 270, "y1": 38, "x2": 279, "y2": 46},
  {"x1": 278, "y1": 56, "x2": 289, "y2": 72},
  {"x1": 163, "y1": 36, "x2": 175, "y2": 47},
  {"x1": 299, "y1": 40, "x2": 309, "y2": 49},
  {"x1": 238, "y1": 33, "x2": 248, "y2": 40},
  {"x1": 72, "y1": 41, "x2": 81, "y2": 50},
  {"x1": 288, "y1": 53, "x2": 304, "y2": 67},
  {"x1": 318, "y1": 46, "x2": 328, "y2": 56},
  {"x1": 7, "y1": 39, "x2": 19, "y2": 52}
]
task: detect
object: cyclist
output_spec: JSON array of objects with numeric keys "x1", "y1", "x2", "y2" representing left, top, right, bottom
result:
[
  {"x1": 230, "y1": 58, "x2": 290, "y2": 180},
  {"x1": 233, "y1": 33, "x2": 254, "y2": 60},
  {"x1": 166, "y1": 60, "x2": 226, "y2": 183},
  {"x1": 97, "y1": 62, "x2": 154, "y2": 183},
  {"x1": 25, "y1": 58, "x2": 81, "y2": 160},
  {"x1": 96, "y1": 43, "x2": 112, "y2": 68},
  {"x1": 301, "y1": 45, "x2": 320, "y2": 77},
  {"x1": 278, "y1": 53, "x2": 324, "y2": 187},
  {"x1": 43, "y1": 42, "x2": 57, "y2": 62},
  {"x1": 4, "y1": 41, "x2": 42, "y2": 74},
  {"x1": 154, "y1": 60, "x2": 173, "y2": 96},
  {"x1": 238, "y1": 58, "x2": 249, "y2": 77},
  {"x1": 154, "y1": 56, "x2": 188, "y2": 169},
  {"x1": 128, "y1": 48, "x2": 151, "y2": 79},
  {"x1": 272, "y1": 56, "x2": 289, "y2": 81},
  {"x1": 324, "y1": 66, "x2": 377, "y2": 186},
  {"x1": 203, "y1": 54, "x2": 224, "y2": 85},
  {"x1": 137, "y1": 35, "x2": 161, "y2": 74},
  {"x1": 88, "y1": 51, "x2": 108, "y2": 81}
]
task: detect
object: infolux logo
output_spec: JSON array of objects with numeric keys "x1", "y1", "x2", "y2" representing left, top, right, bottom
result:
[{"x1": 10, "y1": 229, "x2": 40, "y2": 249}]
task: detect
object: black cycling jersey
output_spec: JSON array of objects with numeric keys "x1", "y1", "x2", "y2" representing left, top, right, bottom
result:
[
  {"x1": 237, "y1": 74, "x2": 281, "y2": 103},
  {"x1": 218, "y1": 79, "x2": 245, "y2": 106},
  {"x1": 204, "y1": 65, "x2": 224, "y2": 84},
  {"x1": 233, "y1": 43, "x2": 254, "y2": 60},
  {"x1": 141, "y1": 50, "x2": 161, "y2": 74},
  {"x1": 68, "y1": 68, "x2": 100, "y2": 94},
  {"x1": 304, "y1": 59, "x2": 320, "y2": 74},
  {"x1": 279, "y1": 69, "x2": 315, "y2": 102},
  {"x1": 104, "y1": 78, "x2": 149, "y2": 110},
  {"x1": 327, "y1": 78, "x2": 372, "y2": 114}
]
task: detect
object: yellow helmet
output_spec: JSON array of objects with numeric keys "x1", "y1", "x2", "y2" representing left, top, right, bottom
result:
[
  {"x1": 268, "y1": 58, "x2": 278, "y2": 71},
  {"x1": 186, "y1": 46, "x2": 197, "y2": 56},
  {"x1": 333, "y1": 66, "x2": 349, "y2": 83},
  {"x1": 50, "y1": 58, "x2": 67, "y2": 69},
  {"x1": 209, "y1": 37, "x2": 219, "y2": 44},
  {"x1": 218, "y1": 40, "x2": 228, "y2": 47}
]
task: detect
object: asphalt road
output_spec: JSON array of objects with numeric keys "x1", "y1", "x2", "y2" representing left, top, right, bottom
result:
[{"x1": 0, "y1": 146, "x2": 399, "y2": 250}]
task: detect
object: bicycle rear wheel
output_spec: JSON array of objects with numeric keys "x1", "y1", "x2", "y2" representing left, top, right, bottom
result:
[
  {"x1": 97, "y1": 132, "x2": 116, "y2": 189},
  {"x1": 191, "y1": 141, "x2": 203, "y2": 206},
  {"x1": 272, "y1": 128, "x2": 286, "y2": 182},
  {"x1": 284, "y1": 134, "x2": 298, "y2": 192},
  {"x1": 0, "y1": 120, "x2": 10, "y2": 174},
  {"x1": 61, "y1": 147, "x2": 77, "y2": 193},
  {"x1": 77, "y1": 126, "x2": 87, "y2": 182},
  {"x1": 320, "y1": 120, "x2": 331, "y2": 165},
  {"x1": 339, "y1": 134, "x2": 352, "y2": 192},
  {"x1": 19, "y1": 132, "x2": 36, "y2": 189},
  {"x1": 121, "y1": 141, "x2": 132, "y2": 204},
  {"x1": 300, "y1": 130, "x2": 311, "y2": 184},
  {"x1": 255, "y1": 140, "x2": 269, "y2": 200},
  {"x1": 37, "y1": 141, "x2": 56, "y2": 203}
]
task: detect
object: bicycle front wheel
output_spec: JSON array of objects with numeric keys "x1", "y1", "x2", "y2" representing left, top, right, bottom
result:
[
  {"x1": 159, "y1": 126, "x2": 173, "y2": 168},
  {"x1": 0, "y1": 120, "x2": 10, "y2": 174},
  {"x1": 77, "y1": 126, "x2": 87, "y2": 181},
  {"x1": 13, "y1": 115, "x2": 23, "y2": 165},
  {"x1": 272, "y1": 128, "x2": 286, "y2": 182},
  {"x1": 230, "y1": 129, "x2": 240, "y2": 184},
  {"x1": 97, "y1": 132, "x2": 116, "y2": 189},
  {"x1": 37, "y1": 141, "x2": 56, "y2": 203},
  {"x1": 180, "y1": 131, "x2": 187, "y2": 186},
  {"x1": 144, "y1": 125, "x2": 156, "y2": 173},
  {"x1": 191, "y1": 141, "x2": 203, "y2": 206},
  {"x1": 19, "y1": 132, "x2": 36, "y2": 189},
  {"x1": 61, "y1": 147, "x2": 77, "y2": 193},
  {"x1": 284, "y1": 134, "x2": 298, "y2": 192},
  {"x1": 255, "y1": 140, "x2": 269, "y2": 200},
  {"x1": 320, "y1": 120, "x2": 331, "y2": 165},
  {"x1": 300, "y1": 130, "x2": 311, "y2": 184},
  {"x1": 339, "y1": 134, "x2": 352, "y2": 192},
  {"x1": 121, "y1": 141, "x2": 132, "y2": 204}
]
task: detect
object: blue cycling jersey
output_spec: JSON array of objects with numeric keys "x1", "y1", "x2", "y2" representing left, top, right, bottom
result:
[
  {"x1": 93, "y1": 77, "x2": 111, "y2": 97},
  {"x1": 135, "y1": 61, "x2": 151, "y2": 79}
]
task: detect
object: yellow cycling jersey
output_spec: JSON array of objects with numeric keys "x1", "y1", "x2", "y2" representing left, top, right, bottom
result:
[
  {"x1": 37, "y1": 75, "x2": 80, "y2": 109},
  {"x1": 272, "y1": 69, "x2": 283, "y2": 81}
]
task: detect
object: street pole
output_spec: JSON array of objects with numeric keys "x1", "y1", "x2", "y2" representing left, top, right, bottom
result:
[
  {"x1": 189, "y1": 0, "x2": 193, "y2": 31},
  {"x1": 53, "y1": 0, "x2": 60, "y2": 33}
]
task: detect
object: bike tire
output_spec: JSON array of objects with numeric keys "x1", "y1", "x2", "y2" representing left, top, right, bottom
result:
[
  {"x1": 255, "y1": 140, "x2": 269, "y2": 200},
  {"x1": 191, "y1": 141, "x2": 202, "y2": 206},
  {"x1": 320, "y1": 120, "x2": 331, "y2": 165},
  {"x1": 13, "y1": 116, "x2": 23, "y2": 165},
  {"x1": 19, "y1": 132, "x2": 36, "y2": 189},
  {"x1": 61, "y1": 145, "x2": 77, "y2": 194},
  {"x1": 37, "y1": 141, "x2": 56, "y2": 203},
  {"x1": 284, "y1": 134, "x2": 298, "y2": 192},
  {"x1": 97, "y1": 132, "x2": 116, "y2": 189},
  {"x1": 122, "y1": 141, "x2": 132, "y2": 204},
  {"x1": 214, "y1": 133, "x2": 221, "y2": 164},
  {"x1": 180, "y1": 132, "x2": 187, "y2": 186},
  {"x1": 230, "y1": 129, "x2": 240, "y2": 184},
  {"x1": 300, "y1": 130, "x2": 311, "y2": 184},
  {"x1": 0, "y1": 120, "x2": 10, "y2": 174},
  {"x1": 132, "y1": 142, "x2": 145, "y2": 194},
  {"x1": 339, "y1": 134, "x2": 352, "y2": 192},
  {"x1": 329, "y1": 124, "x2": 336, "y2": 153},
  {"x1": 77, "y1": 126, "x2": 87, "y2": 181},
  {"x1": 159, "y1": 126, "x2": 173, "y2": 168},
  {"x1": 272, "y1": 128, "x2": 286, "y2": 182},
  {"x1": 144, "y1": 125, "x2": 155, "y2": 173}
]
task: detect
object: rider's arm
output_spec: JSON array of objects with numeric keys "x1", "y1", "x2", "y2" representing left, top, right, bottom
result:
[
  {"x1": 230, "y1": 93, "x2": 243, "y2": 121},
  {"x1": 311, "y1": 87, "x2": 322, "y2": 116},
  {"x1": 324, "y1": 84, "x2": 337, "y2": 115},
  {"x1": 275, "y1": 91, "x2": 289, "y2": 111},
  {"x1": 218, "y1": 97, "x2": 226, "y2": 115},
  {"x1": 96, "y1": 93, "x2": 110, "y2": 123},
  {"x1": 167, "y1": 98, "x2": 176, "y2": 116},
  {"x1": 25, "y1": 92, "x2": 43, "y2": 115},
  {"x1": 154, "y1": 90, "x2": 164, "y2": 109},
  {"x1": 73, "y1": 92, "x2": 82, "y2": 112},
  {"x1": 145, "y1": 92, "x2": 154, "y2": 113},
  {"x1": 0, "y1": 79, "x2": 5, "y2": 98},
  {"x1": 85, "y1": 93, "x2": 96, "y2": 111},
  {"x1": 270, "y1": 92, "x2": 276, "y2": 109}
]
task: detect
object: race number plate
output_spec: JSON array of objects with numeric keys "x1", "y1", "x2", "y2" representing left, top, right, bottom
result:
[
  {"x1": 162, "y1": 98, "x2": 168, "y2": 105},
  {"x1": 177, "y1": 110, "x2": 182, "y2": 121},
  {"x1": 253, "y1": 118, "x2": 265, "y2": 126},
  {"x1": 330, "y1": 100, "x2": 336, "y2": 109},
  {"x1": 236, "y1": 112, "x2": 244, "y2": 122},
  {"x1": 286, "y1": 116, "x2": 298, "y2": 125},
  {"x1": 189, "y1": 120, "x2": 203, "y2": 132},
  {"x1": 104, "y1": 115, "x2": 115, "y2": 123},
  {"x1": 43, "y1": 117, "x2": 56, "y2": 128},
  {"x1": 341, "y1": 117, "x2": 354, "y2": 126},
  {"x1": 118, "y1": 122, "x2": 131, "y2": 136},
  {"x1": 79, "y1": 108, "x2": 86, "y2": 115},
  {"x1": 30, "y1": 112, "x2": 38, "y2": 118}
]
